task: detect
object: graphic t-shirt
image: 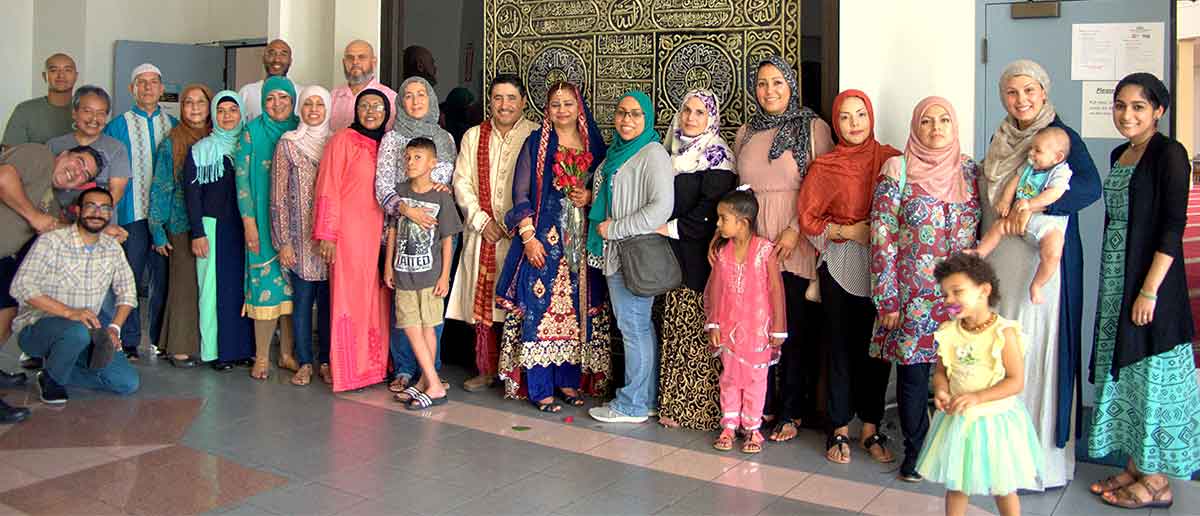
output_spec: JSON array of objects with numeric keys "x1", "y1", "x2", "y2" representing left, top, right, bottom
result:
[
  {"x1": 1015, "y1": 161, "x2": 1072, "y2": 201},
  {"x1": 391, "y1": 182, "x2": 462, "y2": 291}
]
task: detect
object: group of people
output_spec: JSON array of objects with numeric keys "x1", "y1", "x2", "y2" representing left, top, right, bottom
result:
[{"x1": 0, "y1": 39, "x2": 1196, "y2": 514}]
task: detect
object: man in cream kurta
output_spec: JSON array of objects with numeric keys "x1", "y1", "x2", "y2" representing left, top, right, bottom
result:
[{"x1": 446, "y1": 75, "x2": 538, "y2": 392}]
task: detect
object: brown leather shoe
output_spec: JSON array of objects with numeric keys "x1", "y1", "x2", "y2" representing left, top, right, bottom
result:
[{"x1": 462, "y1": 374, "x2": 495, "y2": 392}]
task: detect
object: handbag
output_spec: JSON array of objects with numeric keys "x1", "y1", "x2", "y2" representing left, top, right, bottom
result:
[{"x1": 617, "y1": 233, "x2": 682, "y2": 297}]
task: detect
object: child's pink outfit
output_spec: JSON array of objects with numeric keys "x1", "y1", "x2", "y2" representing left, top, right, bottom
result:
[{"x1": 705, "y1": 235, "x2": 787, "y2": 433}]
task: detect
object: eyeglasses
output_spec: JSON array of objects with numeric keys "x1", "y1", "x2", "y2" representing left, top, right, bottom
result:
[
  {"x1": 357, "y1": 103, "x2": 386, "y2": 113},
  {"x1": 614, "y1": 109, "x2": 644, "y2": 120},
  {"x1": 81, "y1": 202, "x2": 113, "y2": 214}
]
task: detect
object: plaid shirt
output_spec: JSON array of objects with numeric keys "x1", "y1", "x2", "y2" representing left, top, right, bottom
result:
[{"x1": 10, "y1": 226, "x2": 136, "y2": 333}]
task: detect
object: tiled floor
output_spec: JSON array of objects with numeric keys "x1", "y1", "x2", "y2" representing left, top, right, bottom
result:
[{"x1": 0, "y1": 344, "x2": 1196, "y2": 515}]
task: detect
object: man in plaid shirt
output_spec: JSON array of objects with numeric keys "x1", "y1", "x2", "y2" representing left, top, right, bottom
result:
[{"x1": 11, "y1": 186, "x2": 139, "y2": 405}]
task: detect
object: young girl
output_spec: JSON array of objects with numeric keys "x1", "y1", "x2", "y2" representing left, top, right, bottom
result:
[
  {"x1": 918, "y1": 253, "x2": 1043, "y2": 516},
  {"x1": 705, "y1": 187, "x2": 786, "y2": 454}
]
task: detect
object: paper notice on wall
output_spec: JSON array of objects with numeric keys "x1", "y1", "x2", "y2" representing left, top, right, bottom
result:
[
  {"x1": 1071, "y1": 23, "x2": 1164, "y2": 81},
  {"x1": 1081, "y1": 81, "x2": 1122, "y2": 139}
]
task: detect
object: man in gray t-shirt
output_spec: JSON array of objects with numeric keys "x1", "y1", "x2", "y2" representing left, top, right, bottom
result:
[
  {"x1": 46, "y1": 85, "x2": 132, "y2": 219},
  {"x1": 2, "y1": 54, "x2": 77, "y2": 149}
]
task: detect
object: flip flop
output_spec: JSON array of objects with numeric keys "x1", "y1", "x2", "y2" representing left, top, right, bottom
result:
[
  {"x1": 393, "y1": 386, "x2": 421, "y2": 403},
  {"x1": 406, "y1": 392, "x2": 448, "y2": 410}
]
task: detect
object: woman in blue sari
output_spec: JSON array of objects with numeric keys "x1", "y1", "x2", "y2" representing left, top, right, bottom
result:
[{"x1": 496, "y1": 81, "x2": 610, "y2": 412}]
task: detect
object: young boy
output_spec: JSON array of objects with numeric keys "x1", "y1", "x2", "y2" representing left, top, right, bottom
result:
[
  {"x1": 384, "y1": 137, "x2": 462, "y2": 409},
  {"x1": 972, "y1": 126, "x2": 1072, "y2": 304}
]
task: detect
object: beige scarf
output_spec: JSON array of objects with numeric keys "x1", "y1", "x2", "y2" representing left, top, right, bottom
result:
[{"x1": 982, "y1": 102, "x2": 1056, "y2": 204}]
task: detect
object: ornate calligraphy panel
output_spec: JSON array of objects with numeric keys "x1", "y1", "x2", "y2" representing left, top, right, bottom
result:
[{"x1": 484, "y1": 0, "x2": 801, "y2": 143}]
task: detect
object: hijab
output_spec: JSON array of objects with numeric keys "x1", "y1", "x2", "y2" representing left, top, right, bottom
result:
[
  {"x1": 168, "y1": 83, "x2": 213, "y2": 179},
  {"x1": 392, "y1": 77, "x2": 457, "y2": 162},
  {"x1": 982, "y1": 59, "x2": 1057, "y2": 203},
  {"x1": 242, "y1": 76, "x2": 299, "y2": 152},
  {"x1": 190, "y1": 91, "x2": 244, "y2": 185},
  {"x1": 743, "y1": 55, "x2": 820, "y2": 168},
  {"x1": 280, "y1": 85, "x2": 333, "y2": 163},
  {"x1": 901, "y1": 96, "x2": 971, "y2": 204},
  {"x1": 796, "y1": 89, "x2": 899, "y2": 235},
  {"x1": 349, "y1": 89, "x2": 390, "y2": 143},
  {"x1": 587, "y1": 91, "x2": 658, "y2": 257},
  {"x1": 664, "y1": 89, "x2": 734, "y2": 174}
]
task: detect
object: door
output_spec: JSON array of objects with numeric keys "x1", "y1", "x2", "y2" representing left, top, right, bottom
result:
[
  {"x1": 113, "y1": 41, "x2": 226, "y2": 118},
  {"x1": 976, "y1": 0, "x2": 1174, "y2": 407}
]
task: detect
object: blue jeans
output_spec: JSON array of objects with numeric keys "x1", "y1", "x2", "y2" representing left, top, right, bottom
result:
[
  {"x1": 389, "y1": 313, "x2": 441, "y2": 381},
  {"x1": 289, "y1": 271, "x2": 330, "y2": 366},
  {"x1": 606, "y1": 270, "x2": 658, "y2": 417},
  {"x1": 102, "y1": 220, "x2": 167, "y2": 351},
  {"x1": 19, "y1": 316, "x2": 139, "y2": 395}
]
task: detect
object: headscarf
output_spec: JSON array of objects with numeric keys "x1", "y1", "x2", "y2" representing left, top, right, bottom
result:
[
  {"x1": 392, "y1": 77, "x2": 457, "y2": 162},
  {"x1": 664, "y1": 89, "x2": 734, "y2": 174},
  {"x1": 796, "y1": 89, "x2": 900, "y2": 235},
  {"x1": 587, "y1": 91, "x2": 659, "y2": 257},
  {"x1": 190, "y1": 91, "x2": 244, "y2": 185},
  {"x1": 168, "y1": 83, "x2": 213, "y2": 179},
  {"x1": 982, "y1": 59, "x2": 1057, "y2": 203},
  {"x1": 901, "y1": 96, "x2": 970, "y2": 204},
  {"x1": 280, "y1": 85, "x2": 333, "y2": 163},
  {"x1": 349, "y1": 89, "x2": 390, "y2": 142},
  {"x1": 743, "y1": 55, "x2": 820, "y2": 168},
  {"x1": 242, "y1": 76, "x2": 300, "y2": 151}
]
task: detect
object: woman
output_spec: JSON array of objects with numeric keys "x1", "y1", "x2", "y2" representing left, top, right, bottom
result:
[
  {"x1": 313, "y1": 89, "x2": 392, "y2": 393},
  {"x1": 375, "y1": 76, "x2": 457, "y2": 394},
  {"x1": 654, "y1": 89, "x2": 736, "y2": 430},
  {"x1": 183, "y1": 91, "x2": 255, "y2": 370},
  {"x1": 236, "y1": 76, "x2": 299, "y2": 380},
  {"x1": 587, "y1": 91, "x2": 674, "y2": 424},
  {"x1": 797, "y1": 89, "x2": 898, "y2": 464},
  {"x1": 149, "y1": 83, "x2": 211, "y2": 367},
  {"x1": 980, "y1": 59, "x2": 1101, "y2": 489},
  {"x1": 733, "y1": 55, "x2": 834, "y2": 442},
  {"x1": 272, "y1": 85, "x2": 333, "y2": 386},
  {"x1": 495, "y1": 81, "x2": 609, "y2": 412},
  {"x1": 870, "y1": 96, "x2": 979, "y2": 482},
  {"x1": 1086, "y1": 73, "x2": 1199, "y2": 509}
]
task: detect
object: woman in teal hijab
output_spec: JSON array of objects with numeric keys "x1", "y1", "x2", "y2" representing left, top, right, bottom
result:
[
  {"x1": 235, "y1": 76, "x2": 299, "y2": 379},
  {"x1": 586, "y1": 91, "x2": 676, "y2": 424}
]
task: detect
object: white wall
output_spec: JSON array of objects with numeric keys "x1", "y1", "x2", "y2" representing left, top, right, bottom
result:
[
  {"x1": 1, "y1": 0, "x2": 35, "y2": 133},
  {"x1": 405, "y1": 0, "x2": 465, "y2": 100},
  {"x1": 33, "y1": 0, "x2": 87, "y2": 94},
  {"x1": 1181, "y1": 0, "x2": 1200, "y2": 39},
  {"x1": 270, "y1": 0, "x2": 336, "y2": 89},
  {"x1": 331, "y1": 0, "x2": 383, "y2": 90},
  {"x1": 839, "y1": 0, "x2": 976, "y2": 156}
]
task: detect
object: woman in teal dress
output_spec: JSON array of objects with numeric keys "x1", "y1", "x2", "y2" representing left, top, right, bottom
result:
[
  {"x1": 235, "y1": 76, "x2": 299, "y2": 379},
  {"x1": 1087, "y1": 73, "x2": 1200, "y2": 510}
]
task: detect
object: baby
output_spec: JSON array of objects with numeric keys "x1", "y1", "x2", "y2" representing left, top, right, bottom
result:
[{"x1": 973, "y1": 126, "x2": 1072, "y2": 305}]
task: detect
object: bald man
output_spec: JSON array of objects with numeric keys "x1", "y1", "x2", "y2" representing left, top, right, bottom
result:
[
  {"x1": 2, "y1": 54, "x2": 78, "y2": 149},
  {"x1": 329, "y1": 40, "x2": 397, "y2": 130},
  {"x1": 238, "y1": 39, "x2": 306, "y2": 120}
]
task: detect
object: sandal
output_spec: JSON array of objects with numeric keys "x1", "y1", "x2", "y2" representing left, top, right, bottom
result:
[
  {"x1": 556, "y1": 389, "x2": 585, "y2": 407},
  {"x1": 290, "y1": 364, "x2": 312, "y2": 386},
  {"x1": 388, "y1": 377, "x2": 409, "y2": 393},
  {"x1": 658, "y1": 415, "x2": 680, "y2": 428},
  {"x1": 393, "y1": 386, "x2": 422, "y2": 403},
  {"x1": 250, "y1": 357, "x2": 269, "y2": 380},
  {"x1": 713, "y1": 429, "x2": 735, "y2": 451},
  {"x1": 534, "y1": 398, "x2": 562, "y2": 413},
  {"x1": 318, "y1": 363, "x2": 333, "y2": 384},
  {"x1": 1090, "y1": 468, "x2": 1140, "y2": 495},
  {"x1": 862, "y1": 433, "x2": 896, "y2": 464},
  {"x1": 405, "y1": 391, "x2": 448, "y2": 410},
  {"x1": 278, "y1": 354, "x2": 300, "y2": 373},
  {"x1": 1101, "y1": 477, "x2": 1173, "y2": 509},
  {"x1": 769, "y1": 419, "x2": 800, "y2": 442},
  {"x1": 741, "y1": 431, "x2": 764, "y2": 454},
  {"x1": 825, "y1": 433, "x2": 851, "y2": 464}
]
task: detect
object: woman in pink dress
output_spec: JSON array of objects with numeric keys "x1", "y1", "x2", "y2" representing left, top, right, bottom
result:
[{"x1": 313, "y1": 89, "x2": 392, "y2": 392}]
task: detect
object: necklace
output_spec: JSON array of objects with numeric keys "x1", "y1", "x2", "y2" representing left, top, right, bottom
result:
[{"x1": 960, "y1": 312, "x2": 997, "y2": 333}]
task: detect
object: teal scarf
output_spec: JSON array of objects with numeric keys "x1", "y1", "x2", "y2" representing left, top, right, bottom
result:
[
  {"x1": 587, "y1": 91, "x2": 658, "y2": 257},
  {"x1": 191, "y1": 90, "x2": 244, "y2": 185},
  {"x1": 239, "y1": 76, "x2": 299, "y2": 168}
]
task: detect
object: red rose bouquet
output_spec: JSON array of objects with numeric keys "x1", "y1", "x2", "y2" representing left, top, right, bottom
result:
[{"x1": 552, "y1": 148, "x2": 593, "y2": 194}]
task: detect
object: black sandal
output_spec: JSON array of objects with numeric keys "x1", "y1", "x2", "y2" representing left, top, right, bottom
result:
[
  {"x1": 862, "y1": 433, "x2": 896, "y2": 464},
  {"x1": 556, "y1": 390, "x2": 585, "y2": 406},
  {"x1": 825, "y1": 433, "x2": 851, "y2": 464},
  {"x1": 534, "y1": 401, "x2": 561, "y2": 413}
]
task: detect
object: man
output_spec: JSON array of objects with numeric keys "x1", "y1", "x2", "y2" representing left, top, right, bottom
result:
[
  {"x1": 446, "y1": 74, "x2": 538, "y2": 392},
  {"x1": 402, "y1": 45, "x2": 438, "y2": 86},
  {"x1": 237, "y1": 39, "x2": 306, "y2": 120},
  {"x1": 0, "y1": 143, "x2": 104, "y2": 421},
  {"x1": 2, "y1": 53, "x2": 78, "y2": 149},
  {"x1": 329, "y1": 40, "x2": 397, "y2": 131},
  {"x1": 47, "y1": 85, "x2": 132, "y2": 219},
  {"x1": 12, "y1": 186, "x2": 140, "y2": 405},
  {"x1": 102, "y1": 63, "x2": 177, "y2": 359}
]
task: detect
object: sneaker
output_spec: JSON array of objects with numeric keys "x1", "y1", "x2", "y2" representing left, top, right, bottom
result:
[
  {"x1": 0, "y1": 398, "x2": 30, "y2": 424},
  {"x1": 462, "y1": 374, "x2": 495, "y2": 392},
  {"x1": 898, "y1": 470, "x2": 923, "y2": 483},
  {"x1": 37, "y1": 371, "x2": 68, "y2": 405},
  {"x1": 0, "y1": 369, "x2": 27, "y2": 388},
  {"x1": 19, "y1": 353, "x2": 43, "y2": 370},
  {"x1": 588, "y1": 405, "x2": 648, "y2": 424}
]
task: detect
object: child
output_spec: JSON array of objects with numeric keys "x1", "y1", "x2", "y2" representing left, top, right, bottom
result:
[
  {"x1": 917, "y1": 253, "x2": 1043, "y2": 516},
  {"x1": 705, "y1": 187, "x2": 786, "y2": 454},
  {"x1": 384, "y1": 137, "x2": 463, "y2": 410},
  {"x1": 972, "y1": 126, "x2": 1072, "y2": 304}
]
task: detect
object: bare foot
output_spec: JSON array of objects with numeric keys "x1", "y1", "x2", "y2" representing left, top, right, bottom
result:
[
  {"x1": 1030, "y1": 283, "x2": 1044, "y2": 304},
  {"x1": 658, "y1": 416, "x2": 680, "y2": 428}
]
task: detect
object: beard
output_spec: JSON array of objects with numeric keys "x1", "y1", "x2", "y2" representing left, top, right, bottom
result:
[
  {"x1": 345, "y1": 68, "x2": 375, "y2": 86},
  {"x1": 79, "y1": 217, "x2": 107, "y2": 234}
]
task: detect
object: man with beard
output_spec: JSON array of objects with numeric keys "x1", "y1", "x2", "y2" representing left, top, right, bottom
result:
[
  {"x1": 2, "y1": 54, "x2": 78, "y2": 149},
  {"x1": 12, "y1": 186, "x2": 139, "y2": 405},
  {"x1": 0, "y1": 145, "x2": 104, "y2": 421},
  {"x1": 402, "y1": 45, "x2": 438, "y2": 86},
  {"x1": 446, "y1": 74, "x2": 538, "y2": 392},
  {"x1": 238, "y1": 39, "x2": 306, "y2": 120},
  {"x1": 329, "y1": 40, "x2": 397, "y2": 130}
]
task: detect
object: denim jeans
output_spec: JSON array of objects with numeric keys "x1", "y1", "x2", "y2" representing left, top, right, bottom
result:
[
  {"x1": 102, "y1": 220, "x2": 167, "y2": 351},
  {"x1": 19, "y1": 316, "x2": 139, "y2": 395},
  {"x1": 606, "y1": 270, "x2": 658, "y2": 417},
  {"x1": 389, "y1": 313, "x2": 442, "y2": 381},
  {"x1": 289, "y1": 271, "x2": 330, "y2": 366},
  {"x1": 896, "y1": 362, "x2": 932, "y2": 475}
]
